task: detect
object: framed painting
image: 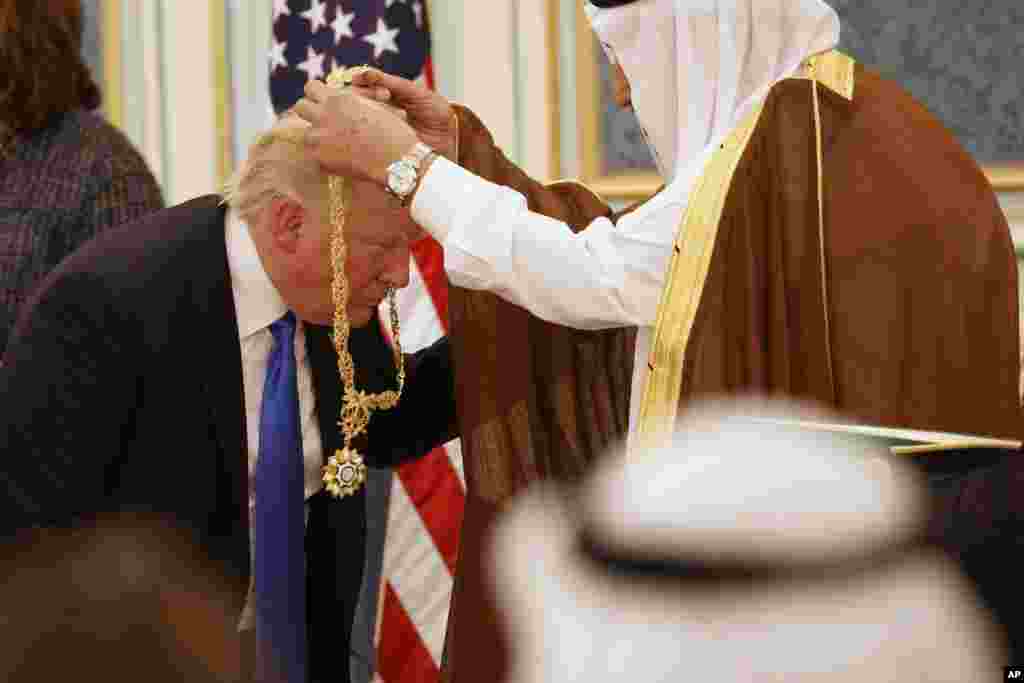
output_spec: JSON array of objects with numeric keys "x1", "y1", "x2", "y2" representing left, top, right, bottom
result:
[
  {"x1": 572, "y1": 1, "x2": 1024, "y2": 202},
  {"x1": 573, "y1": 2, "x2": 661, "y2": 202}
]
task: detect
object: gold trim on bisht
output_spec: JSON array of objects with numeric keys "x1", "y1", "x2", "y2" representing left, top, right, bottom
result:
[
  {"x1": 794, "y1": 50, "x2": 856, "y2": 101},
  {"x1": 631, "y1": 103, "x2": 767, "y2": 456},
  {"x1": 631, "y1": 50, "x2": 857, "y2": 456}
]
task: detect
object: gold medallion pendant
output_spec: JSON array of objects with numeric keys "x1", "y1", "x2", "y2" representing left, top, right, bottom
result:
[{"x1": 323, "y1": 447, "x2": 367, "y2": 498}]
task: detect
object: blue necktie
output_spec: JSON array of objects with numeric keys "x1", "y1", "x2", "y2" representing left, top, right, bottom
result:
[{"x1": 255, "y1": 312, "x2": 306, "y2": 683}]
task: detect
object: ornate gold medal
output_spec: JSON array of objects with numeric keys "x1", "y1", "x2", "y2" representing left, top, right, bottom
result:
[
  {"x1": 318, "y1": 65, "x2": 405, "y2": 499},
  {"x1": 323, "y1": 447, "x2": 367, "y2": 498}
]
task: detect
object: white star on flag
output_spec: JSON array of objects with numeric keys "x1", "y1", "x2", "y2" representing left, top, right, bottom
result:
[
  {"x1": 272, "y1": 0, "x2": 291, "y2": 22},
  {"x1": 331, "y1": 7, "x2": 356, "y2": 44},
  {"x1": 362, "y1": 17, "x2": 400, "y2": 60},
  {"x1": 301, "y1": 0, "x2": 328, "y2": 34},
  {"x1": 269, "y1": 39, "x2": 288, "y2": 71},
  {"x1": 412, "y1": 1, "x2": 424, "y2": 28},
  {"x1": 298, "y1": 45, "x2": 328, "y2": 81}
]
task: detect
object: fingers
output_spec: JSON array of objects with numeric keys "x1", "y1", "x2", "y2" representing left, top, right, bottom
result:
[
  {"x1": 350, "y1": 67, "x2": 421, "y2": 102},
  {"x1": 304, "y1": 78, "x2": 331, "y2": 103},
  {"x1": 294, "y1": 79, "x2": 391, "y2": 122},
  {"x1": 291, "y1": 96, "x2": 319, "y2": 124},
  {"x1": 303, "y1": 77, "x2": 390, "y2": 108},
  {"x1": 348, "y1": 66, "x2": 387, "y2": 88},
  {"x1": 348, "y1": 85, "x2": 392, "y2": 103}
]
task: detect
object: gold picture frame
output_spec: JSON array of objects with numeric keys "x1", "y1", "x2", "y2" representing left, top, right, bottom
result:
[
  {"x1": 573, "y1": 2, "x2": 661, "y2": 202},
  {"x1": 100, "y1": 0, "x2": 122, "y2": 129},
  {"x1": 571, "y1": 2, "x2": 1023, "y2": 199},
  {"x1": 988, "y1": 164, "x2": 1024, "y2": 193}
]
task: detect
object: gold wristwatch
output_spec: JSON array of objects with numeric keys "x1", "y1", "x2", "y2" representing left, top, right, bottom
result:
[{"x1": 385, "y1": 142, "x2": 437, "y2": 206}]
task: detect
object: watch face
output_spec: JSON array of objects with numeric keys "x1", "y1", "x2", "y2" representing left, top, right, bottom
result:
[{"x1": 388, "y1": 161, "x2": 417, "y2": 196}]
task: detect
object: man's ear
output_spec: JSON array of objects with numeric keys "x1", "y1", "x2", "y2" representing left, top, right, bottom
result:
[{"x1": 267, "y1": 196, "x2": 306, "y2": 255}]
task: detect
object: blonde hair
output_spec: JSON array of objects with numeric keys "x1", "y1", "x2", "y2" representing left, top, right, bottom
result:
[{"x1": 222, "y1": 115, "x2": 330, "y2": 226}]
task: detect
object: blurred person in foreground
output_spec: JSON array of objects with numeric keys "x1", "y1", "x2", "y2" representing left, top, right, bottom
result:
[
  {"x1": 0, "y1": 111, "x2": 457, "y2": 683},
  {"x1": 294, "y1": 0, "x2": 1021, "y2": 678},
  {"x1": 0, "y1": 0, "x2": 163, "y2": 355},
  {"x1": 488, "y1": 403, "x2": 1007, "y2": 682},
  {"x1": 0, "y1": 515, "x2": 242, "y2": 683}
]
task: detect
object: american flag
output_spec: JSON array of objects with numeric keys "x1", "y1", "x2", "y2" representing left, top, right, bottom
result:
[{"x1": 269, "y1": 3, "x2": 466, "y2": 682}]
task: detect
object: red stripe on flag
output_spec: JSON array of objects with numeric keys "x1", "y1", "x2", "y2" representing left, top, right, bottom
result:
[
  {"x1": 377, "y1": 582, "x2": 439, "y2": 683},
  {"x1": 396, "y1": 447, "x2": 465, "y2": 574},
  {"x1": 377, "y1": 17, "x2": 462, "y2": 683},
  {"x1": 410, "y1": 237, "x2": 449, "y2": 334},
  {"x1": 423, "y1": 56, "x2": 436, "y2": 91}
]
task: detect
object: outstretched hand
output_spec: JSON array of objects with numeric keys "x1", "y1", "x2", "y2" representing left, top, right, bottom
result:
[
  {"x1": 348, "y1": 67, "x2": 458, "y2": 161},
  {"x1": 293, "y1": 80, "x2": 419, "y2": 187}
]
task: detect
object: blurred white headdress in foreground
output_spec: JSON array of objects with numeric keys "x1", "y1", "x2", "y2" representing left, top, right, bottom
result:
[{"x1": 488, "y1": 401, "x2": 1004, "y2": 682}]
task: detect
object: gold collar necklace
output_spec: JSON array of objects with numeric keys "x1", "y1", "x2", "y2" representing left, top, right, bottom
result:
[{"x1": 319, "y1": 66, "x2": 405, "y2": 498}]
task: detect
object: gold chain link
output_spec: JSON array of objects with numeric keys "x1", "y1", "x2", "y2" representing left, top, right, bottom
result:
[
  {"x1": 320, "y1": 65, "x2": 405, "y2": 498},
  {"x1": 328, "y1": 172, "x2": 405, "y2": 443}
]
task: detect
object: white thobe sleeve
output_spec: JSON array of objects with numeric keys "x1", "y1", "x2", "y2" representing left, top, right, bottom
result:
[{"x1": 410, "y1": 156, "x2": 683, "y2": 331}]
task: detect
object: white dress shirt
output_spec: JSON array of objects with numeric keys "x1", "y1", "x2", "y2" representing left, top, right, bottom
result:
[
  {"x1": 411, "y1": 157, "x2": 680, "y2": 331},
  {"x1": 225, "y1": 208, "x2": 325, "y2": 630},
  {"x1": 410, "y1": 157, "x2": 685, "y2": 429}
]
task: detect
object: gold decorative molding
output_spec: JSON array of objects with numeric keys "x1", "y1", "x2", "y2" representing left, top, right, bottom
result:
[
  {"x1": 574, "y1": 1, "x2": 603, "y2": 190},
  {"x1": 1003, "y1": 192, "x2": 1024, "y2": 256},
  {"x1": 101, "y1": 0, "x2": 123, "y2": 129},
  {"x1": 987, "y1": 164, "x2": 1024, "y2": 192},
  {"x1": 210, "y1": 0, "x2": 233, "y2": 188},
  {"x1": 582, "y1": 164, "x2": 1024, "y2": 198},
  {"x1": 587, "y1": 172, "x2": 662, "y2": 201},
  {"x1": 578, "y1": 153, "x2": 1023, "y2": 202},
  {"x1": 587, "y1": 164, "x2": 1024, "y2": 201},
  {"x1": 547, "y1": 0, "x2": 562, "y2": 180}
]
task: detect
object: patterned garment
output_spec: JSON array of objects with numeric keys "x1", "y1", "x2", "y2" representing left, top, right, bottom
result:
[{"x1": 0, "y1": 110, "x2": 163, "y2": 356}]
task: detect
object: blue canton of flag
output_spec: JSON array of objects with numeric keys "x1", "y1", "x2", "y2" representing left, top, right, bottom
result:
[{"x1": 270, "y1": 0, "x2": 431, "y2": 115}]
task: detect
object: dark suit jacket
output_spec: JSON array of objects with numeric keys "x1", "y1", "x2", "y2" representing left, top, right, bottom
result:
[{"x1": 0, "y1": 195, "x2": 456, "y2": 682}]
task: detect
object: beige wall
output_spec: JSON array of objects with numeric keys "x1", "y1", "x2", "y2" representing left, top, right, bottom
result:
[
  {"x1": 1004, "y1": 193, "x2": 1024, "y2": 357},
  {"x1": 102, "y1": 1, "x2": 1024, "y2": 246}
]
